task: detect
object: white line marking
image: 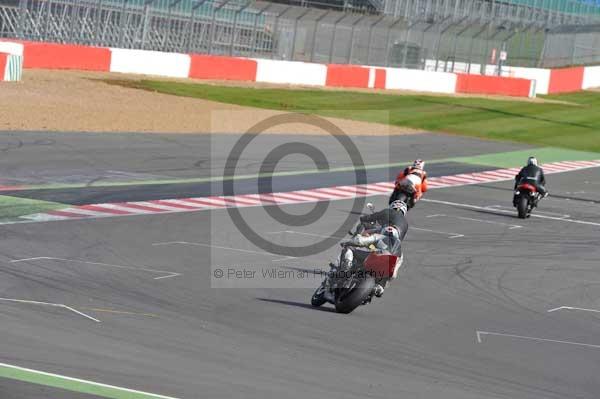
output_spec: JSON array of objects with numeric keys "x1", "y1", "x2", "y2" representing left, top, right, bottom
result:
[
  {"x1": 0, "y1": 362, "x2": 181, "y2": 399},
  {"x1": 0, "y1": 298, "x2": 100, "y2": 323},
  {"x1": 411, "y1": 227, "x2": 464, "y2": 239},
  {"x1": 422, "y1": 198, "x2": 600, "y2": 227},
  {"x1": 9, "y1": 257, "x2": 180, "y2": 280},
  {"x1": 548, "y1": 306, "x2": 600, "y2": 314},
  {"x1": 152, "y1": 241, "x2": 297, "y2": 261},
  {"x1": 476, "y1": 330, "x2": 600, "y2": 349},
  {"x1": 486, "y1": 205, "x2": 570, "y2": 219},
  {"x1": 267, "y1": 230, "x2": 347, "y2": 240},
  {"x1": 61, "y1": 305, "x2": 102, "y2": 323},
  {"x1": 427, "y1": 214, "x2": 522, "y2": 229}
]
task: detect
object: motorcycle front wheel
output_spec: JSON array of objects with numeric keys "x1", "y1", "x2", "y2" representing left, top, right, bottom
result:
[
  {"x1": 334, "y1": 276, "x2": 376, "y2": 314},
  {"x1": 311, "y1": 284, "x2": 327, "y2": 307}
]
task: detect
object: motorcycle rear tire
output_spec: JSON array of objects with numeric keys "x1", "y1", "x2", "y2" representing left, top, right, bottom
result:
[
  {"x1": 517, "y1": 196, "x2": 528, "y2": 219},
  {"x1": 334, "y1": 276, "x2": 376, "y2": 314}
]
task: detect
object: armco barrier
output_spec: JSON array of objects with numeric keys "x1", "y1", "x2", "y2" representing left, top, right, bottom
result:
[
  {"x1": 23, "y1": 42, "x2": 110, "y2": 71},
  {"x1": 455, "y1": 74, "x2": 534, "y2": 97},
  {"x1": 110, "y1": 48, "x2": 191, "y2": 78},
  {"x1": 385, "y1": 68, "x2": 457, "y2": 94},
  {"x1": 548, "y1": 67, "x2": 584, "y2": 94},
  {"x1": 582, "y1": 66, "x2": 600, "y2": 89},
  {"x1": 255, "y1": 59, "x2": 327, "y2": 86},
  {"x1": 189, "y1": 54, "x2": 257, "y2": 81},
  {"x1": 326, "y1": 64, "x2": 370, "y2": 88}
]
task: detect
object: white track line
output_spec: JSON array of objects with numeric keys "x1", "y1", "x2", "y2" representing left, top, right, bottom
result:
[
  {"x1": 9, "y1": 257, "x2": 180, "y2": 280},
  {"x1": 421, "y1": 198, "x2": 600, "y2": 227},
  {"x1": 0, "y1": 298, "x2": 100, "y2": 323},
  {"x1": 476, "y1": 330, "x2": 600, "y2": 350},
  {"x1": 548, "y1": 306, "x2": 600, "y2": 314},
  {"x1": 411, "y1": 227, "x2": 464, "y2": 239},
  {"x1": 152, "y1": 241, "x2": 297, "y2": 261},
  {"x1": 426, "y1": 214, "x2": 523, "y2": 229},
  {"x1": 267, "y1": 230, "x2": 347, "y2": 240},
  {"x1": 0, "y1": 362, "x2": 181, "y2": 399}
]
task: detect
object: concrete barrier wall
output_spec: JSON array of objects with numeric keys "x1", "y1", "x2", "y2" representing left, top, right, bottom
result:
[
  {"x1": 189, "y1": 54, "x2": 257, "y2": 81},
  {"x1": 385, "y1": 68, "x2": 457, "y2": 94},
  {"x1": 456, "y1": 74, "x2": 534, "y2": 97},
  {"x1": 255, "y1": 59, "x2": 327, "y2": 86},
  {"x1": 23, "y1": 42, "x2": 110, "y2": 71},
  {"x1": 13, "y1": 40, "x2": 588, "y2": 97},
  {"x1": 326, "y1": 64, "x2": 370, "y2": 88},
  {"x1": 110, "y1": 48, "x2": 191, "y2": 78},
  {"x1": 508, "y1": 67, "x2": 551, "y2": 95},
  {"x1": 548, "y1": 67, "x2": 585, "y2": 94},
  {"x1": 582, "y1": 66, "x2": 600, "y2": 89}
]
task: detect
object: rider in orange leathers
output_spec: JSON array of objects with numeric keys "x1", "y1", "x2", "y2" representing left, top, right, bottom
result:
[{"x1": 388, "y1": 159, "x2": 428, "y2": 209}]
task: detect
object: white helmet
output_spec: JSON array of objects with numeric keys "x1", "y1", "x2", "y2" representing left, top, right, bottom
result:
[
  {"x1": 527, "y1": 156, "x2": 538, "y2": 166},
  {"x1": 389, "y1": 200, "x2": 407, "y2": 216},
  {"x1": 412, "y1": 159, "x2": 425, "y2": 170}
]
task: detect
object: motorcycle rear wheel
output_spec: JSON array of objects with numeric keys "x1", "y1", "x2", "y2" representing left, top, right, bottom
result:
[
  {"x1": 517, "y1": 196, "x2": 528, "y2": 219},
  {"x1": 334, "y1": 276, "x2": 376, "y2": 314}
]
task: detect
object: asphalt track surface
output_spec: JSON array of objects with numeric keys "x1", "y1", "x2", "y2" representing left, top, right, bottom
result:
[{"x1": 1, "y1": 131, "x2": 600, "y2": 399}]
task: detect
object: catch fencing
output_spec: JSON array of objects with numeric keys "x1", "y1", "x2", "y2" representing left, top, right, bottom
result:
[{"x1": 1, "y1": 0, "x2": 599, "y2": 71}]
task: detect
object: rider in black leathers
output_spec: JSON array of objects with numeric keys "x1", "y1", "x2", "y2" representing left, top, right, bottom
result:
[
  {"x1": 341, "y1": 201, "x2": 408, "y2": 298},
  {"x1": 514, "y1": 156, "x2": 548, "y2": 200}
]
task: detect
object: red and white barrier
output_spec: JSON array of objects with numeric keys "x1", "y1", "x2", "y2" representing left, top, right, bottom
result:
[
  {"x1": 582, "y1": 66, "x2": 600, "y2": 90},
  {"x1": 109, "y1": 48, "x2": 191, "y2": 78},
  {"x1": 255, "y1": 59, "x2": 327, "y2": 86},
  {"x1": 10, "y1": 39, "x2": 600, "y2": 97},
  {"x1": 385, "y1": 68, "x2": 457, "y2": 94},
  {"x1": 0, "y1": 41, "x2": 23, "y2": 81}
]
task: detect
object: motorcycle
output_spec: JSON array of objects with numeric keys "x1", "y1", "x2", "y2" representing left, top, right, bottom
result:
[
  {"x1": 310, "y1": 203, "x2": 404, "y2": 314},
  {"x1": 513, "y1": 182, "x2": 540, "y2": 219}
]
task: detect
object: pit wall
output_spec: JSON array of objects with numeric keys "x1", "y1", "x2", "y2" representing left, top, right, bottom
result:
[
  {"x1": 0, "y1": 41, "x2": 23, "y2": 81},
  {"x1": 3, "y1": 40, "x2": 599, "y2": 97}
]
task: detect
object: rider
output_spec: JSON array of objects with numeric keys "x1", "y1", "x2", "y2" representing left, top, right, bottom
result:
[
  {"x1": 342, "y1": 200, "x2": 408, "y2": 298},
  {"x1": 389, "y1": 159, "x2": 428, "y2": 209},
  {"x1": 514, "y1": 156, "x2": 548, "y2": 201}
]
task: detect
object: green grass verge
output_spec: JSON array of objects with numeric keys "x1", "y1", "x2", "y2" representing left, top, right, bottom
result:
[
  {"x1": 0, "y1": 195, "x2": 66, "y2": 222},
  {"x1": 110, "y1": 79, "x2": 600, "y2": 152}
]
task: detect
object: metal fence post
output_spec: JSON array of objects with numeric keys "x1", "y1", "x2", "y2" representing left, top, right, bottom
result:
[
  {"x1": 434, "y1": 17, "x2": 461, "y2": 71},
  {"x1": 400, "y1": 19, "x2": 420, "y2": 68},
  {"x1": 309, "y1": 10, "x2": 328, "y2": 63},
  {"x1": 466, "y1": 21, "x2": 488, "y2": 74},
  {"x1": 449, "y1": 21, "x2": 474, "y2": 72},
  {"x1": 186, "y1": 1, "x2": 203, "y2": 53},
  {"x1": 17, "y1": 0, "x2": 27, "y2": 39},
  {"x1": 209, "y1": 0, "x2": 231, "y2": 55},
  {"x1": 328, "y1": 13, "x2": 346, "y2": 63},
  {"x1": 290, "y1": 8, "x2": 310, "y2": 61},
  {"x1": 141, "y1": 0, "x2": 156, "y2": 50},
  {"x1": 251, "y1": 3, "x2": 273, "y2": 57},
  {"x1": 347, "y1": 15, "x2": 365, "y2": 64},
  {"x1": 366, "y1": 15, "x2": 385, "y2": 65},
  {"x1": 383, "y1": 17, "x2": 402, "y2": 67},
  {"x1": 230, "y1": 1, "x2": 251, "y2": 56},
  {"x1": 271, "y1": 6, "x2": 291, "y2": 60}
]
